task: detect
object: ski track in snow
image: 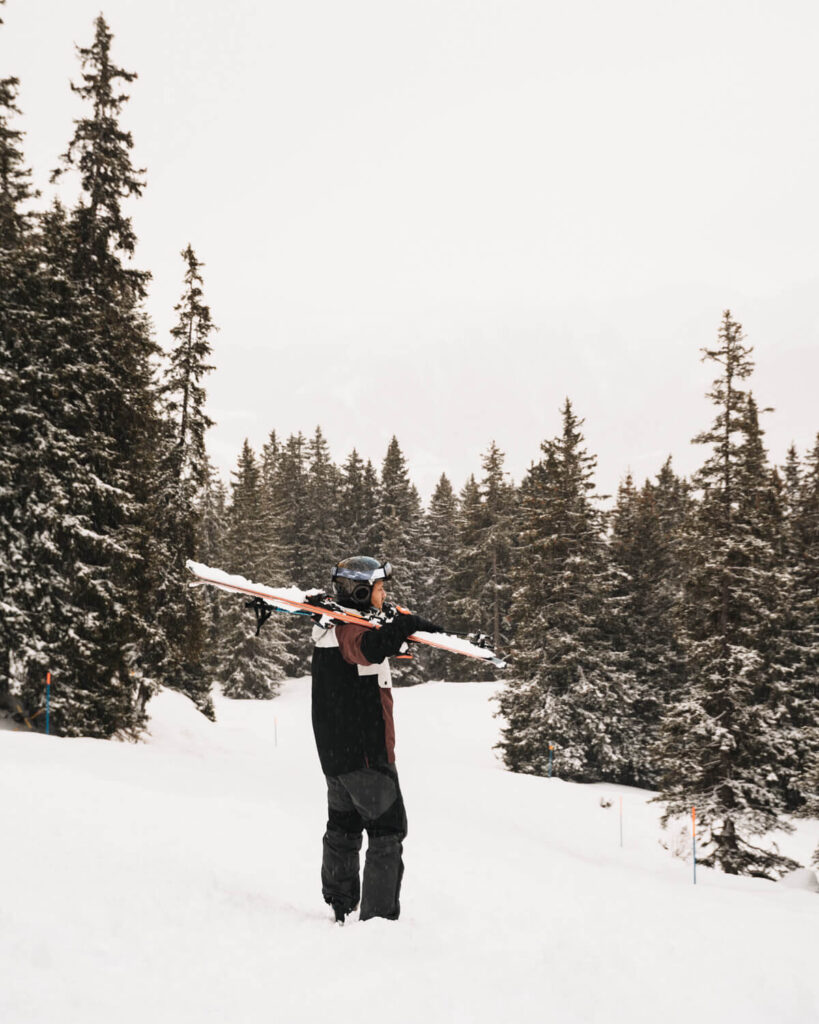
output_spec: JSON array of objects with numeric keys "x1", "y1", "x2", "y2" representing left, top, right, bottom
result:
[{"x1": 1, "y1": 679, "x2": 817, "y2": 1024}]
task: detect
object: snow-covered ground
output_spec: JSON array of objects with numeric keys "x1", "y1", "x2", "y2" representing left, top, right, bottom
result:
[{"x1": 2, "y1": 679, "x2": 817, "y2": 1024}]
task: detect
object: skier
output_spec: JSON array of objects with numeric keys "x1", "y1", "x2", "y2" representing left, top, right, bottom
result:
[{"x1": 311, "y1": 556, "x2": 442, "y2": 924}]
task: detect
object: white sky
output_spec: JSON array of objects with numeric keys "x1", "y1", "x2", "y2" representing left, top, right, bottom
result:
[{"x1": 4, "y1": 0, "x2": 819, "y2": 501}]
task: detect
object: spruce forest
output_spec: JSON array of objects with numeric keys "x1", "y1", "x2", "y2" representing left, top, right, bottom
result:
[{"x1": 1, "y1": 12, "x2": 817, "y2": 878}]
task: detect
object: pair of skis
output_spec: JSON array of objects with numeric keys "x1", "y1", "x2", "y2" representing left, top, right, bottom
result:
[{"x1": 185, "y1": 560, "x2": 506, "y2": 669}]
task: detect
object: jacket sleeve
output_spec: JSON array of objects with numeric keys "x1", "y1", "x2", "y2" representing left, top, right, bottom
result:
[
  {"x1": 336, "y1": 622, "x2": 373, "y2": 666},
  {"x1": 336, "y1": 616, "x2": 419, "y2": 667},
  {"x1": 359, "y1": 615, "x2": 419, "y2": 665}
]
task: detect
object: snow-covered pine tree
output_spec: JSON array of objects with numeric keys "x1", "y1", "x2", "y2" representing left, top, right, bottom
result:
[
  {"x1": 0, "y1": 48, "x2": 34, "y2": 245},
  {"x1": 269, "y1": 432, "x2": 309, "y2": 583},
  {"x1": 142, "y1": 245, "x2": 217, "y2": 717},
  {"x1": 164, "y1": 245, "x2": 215, "y2": 488},
  {"x1": 497, "y1": 400, "x2": 637, "y2": 781},
  {"x1": 371, "y1": 437, "x2": 426, "y2": 684},
  {"x1": 474, "y1": 443, "x2": 515, "y2": 665},
  {"x1": 419, "y1": 474, "x2": 459, "y2": 678},
  {"x1": 657, "y1": 313, "x2": 799, "y2": 877},
  {"x1": 797, "y1": 436, "x2": 819, "y2": 679},
  {"x1": 782, "y1": 445, "x2": 800, "y2": 516},
  {"x1": 258, "y1": 430, "x2": 289, "y2": 588},
  {"x1": 782, "y1": 434, "x2": 819, "y2": 810},
  {"x1": 267, "y1": 431, "x2": 314, "y2": 669},
  {"x1": 218, "y1": 441, "x2": 286, "y2": 698},
  {"x1": 449, "y1": 474, "x2": 483, "y2": 639},
  {"x1": 195, "y1": 459, "x2": 229, "y2": 680},
  {"x1": 738, "y1": 398, "x2": 813, "y2": 811},
  {"x1": 10, "y1": 200, "x2": 144, "y2": 735},
  {"x1": 447, "y1": 445, "x2": 515, "y2": 680},
  {"x1": 261, "y1": 430, "x2": 280, "y2": 531},
  {"x1": 0, "y1": 48, "x2": 37, "y2": 711},
  {"x1": 302, "y1": 426, "x2": 342, "y2": 587},
  {"x1": 337, "y1": 448, "x2": 378, "y2": 552},
  {"x1": 199, "y1": 459, "x2": 229, "y2": 570},
  {"x1": 10, "y1": 17, "x2": 156, "y2": 735},
  {"x1": 361, "y1": 459, "x2": 380, "y2": 549},
  {"x1": 609, "y1": 460, "x2": 691, "y2": 785}
]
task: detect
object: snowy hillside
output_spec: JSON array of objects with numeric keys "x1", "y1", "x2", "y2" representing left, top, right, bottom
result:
[{"x1": 2, "y1": 679, "x2": 817, "y2": 1024}]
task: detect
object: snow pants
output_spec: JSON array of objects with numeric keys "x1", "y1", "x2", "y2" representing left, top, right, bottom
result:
[{"x1": 321, "y1": 764, "x2": 407, "y2": 921}]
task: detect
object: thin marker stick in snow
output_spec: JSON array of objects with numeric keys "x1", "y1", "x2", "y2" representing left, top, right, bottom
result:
[
  {"x1": 692, "y1": 806, "x2": 697, "y2": 885},
  {"x1": 548, "y1": 744, "x2": 554, "y2": 777},
  {"x1": 46, "y1": 672, "x2": 51, "y2": 735},
  {"x1": 619, "y1": 796, "x2": 623, "y2": 848}
]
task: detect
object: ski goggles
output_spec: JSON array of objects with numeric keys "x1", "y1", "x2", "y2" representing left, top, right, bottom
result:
[{"x1": 332, "y1": 561, "x2": 393, "y2": 584}]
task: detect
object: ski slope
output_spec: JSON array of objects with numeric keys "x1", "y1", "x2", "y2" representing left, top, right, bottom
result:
[{"x1": 2, "y1": 679, "x2": 817, "y2": 1024}]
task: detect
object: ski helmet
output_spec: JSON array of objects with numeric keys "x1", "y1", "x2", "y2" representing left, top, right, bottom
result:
[{"x1": 332, "y1": 556, "x2": 393, "y2": 608}]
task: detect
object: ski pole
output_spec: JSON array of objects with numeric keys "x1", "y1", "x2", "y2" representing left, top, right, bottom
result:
[
  {"x1": 692, "y1": 806, "x2": 697, "y2": 885},
  {"x1": 548, "y1": 744, "x2": 554, "y2": 777}
]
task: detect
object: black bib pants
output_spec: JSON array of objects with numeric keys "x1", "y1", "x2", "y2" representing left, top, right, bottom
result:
[{"x1": 321, "y1": 763, "x2": 407, "y2": 921}]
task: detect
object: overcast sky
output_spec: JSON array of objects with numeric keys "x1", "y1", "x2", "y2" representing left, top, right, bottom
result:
[{"x1": 3, "y1": 0, "x2": 819, "y2": 501}]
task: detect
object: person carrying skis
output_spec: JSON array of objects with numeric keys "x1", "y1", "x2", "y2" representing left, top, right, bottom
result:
[{"x1": 311, "y1": 556, "x2": 442, "y2": 924}]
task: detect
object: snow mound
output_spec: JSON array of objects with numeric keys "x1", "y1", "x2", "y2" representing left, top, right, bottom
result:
[
  {"x1": 144, "y1": 688, "x2": 218, "y2": 754},
  {"x1": 779, "y1": 867, "x2": 819, "y2": 892}
]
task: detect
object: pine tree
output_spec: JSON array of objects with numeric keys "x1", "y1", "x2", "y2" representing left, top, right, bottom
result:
[
  {"x1": 12, "y1": 202, "x2": 143, "y2": 735},
  {"x1": 218, "y1": 441, "x2": 287, "y2": 698},
  {"x1": 372, "y1": 437, "x2": 424, "y2": 602},
  {"x1": 420, "y1": 474, "x2": 459, "y2": 678},
  {"x1": 1, "y1": 21, "x2": 152, "y2": 732},
  {"x1": 609, "y1": 460, "x2": 691, "y2": 785},
  {"x1": 657, "y1": 313, "x2": 799, "y2": 877},
  {"x1": 450, "y1": 474, "x2": 483, "y2": 635},
  {"x1": 11, "y1": 15, "x2": 160, "y2": 735},
  {"x1": 476, "y1": 443, "x2": 515, "y2": 659},
  {"x1": 446, "y1": 447, "x2": 515, "y2": 680},
  {"x1": 196, "y1": 459, "x2": 229, "y2": 679},
  {"x1": 142, "y1": 245, "x2": 218, "y2": 717},
  {"x1": 0, "y1": 43, "x2": 37, "y2": 711},
  {"x1": 258, "y1": 429, "x2": 288, "y2": 584},
  {"x1": 269, "y1": 431, "x2": 313, "y2": 669},
  {"x1": 361, "y1": 459, "x2": 380, "y2": 551},
  {"x1": 372, "y1": 437, "x2": 425, "y2": 684},
  {"x1": 783, "y1": 435, "x2": 819, "y2": 810},
  {"x1": 270, "y1": 432, "x2": 309, "y2": 583},
  {"x1": 497, "y1": 401, "x2": 637, "y2": 781},
  {"x1": 261, "y1": 430, "x2": 280, "y2": 520},
  {"x1": 52, "y1": 16, "x2": 147, "y2": 295},
  {"x1": 338, "y1": 448, "x2": 378, "y2": 551},
  {"x1": 164, "y1": 245, "x2": 215, "y2": 486},
  {"x1": 302, "y1": 426, "x2": 341, "y2": 587},
  {"x1": 0, "y1": 59, "x2": 35, "y2": 245}
]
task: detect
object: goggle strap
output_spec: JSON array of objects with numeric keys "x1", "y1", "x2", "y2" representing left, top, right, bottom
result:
[{"x1": 332, "y1": 561, "x2": 392, "y2": 583}]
